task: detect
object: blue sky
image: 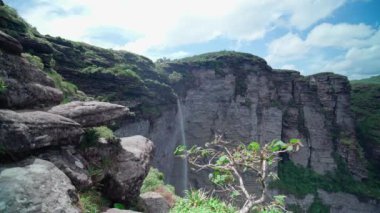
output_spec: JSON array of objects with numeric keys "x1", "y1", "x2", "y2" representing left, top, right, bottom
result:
[{"x1": 4, "y1": 0, "x2": 380, "y2": 79}]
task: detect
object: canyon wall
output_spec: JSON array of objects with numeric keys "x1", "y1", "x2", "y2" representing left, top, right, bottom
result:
[{"x1": 116, "y1": 53, "x2": 367, "y2": 194}]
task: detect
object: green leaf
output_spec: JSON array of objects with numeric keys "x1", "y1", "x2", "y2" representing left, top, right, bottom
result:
[
  {"x1": 230, "y1": 191, "x2": 240, "y2": 198},
  {"x1": 290, "y1": 138, "x2": 301, "y2": 144},
  {"x1": 247, "y1": 141, "x2": 260, "y2": 152},
  {"x1": 174, "y1": 145, "x2": 186, "y2": 156},
  {"x1": 216, "y1": 155, "x2": 230, "y2": 166}
]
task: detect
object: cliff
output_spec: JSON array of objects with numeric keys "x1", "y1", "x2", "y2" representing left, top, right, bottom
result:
[{"x1": 1, "y1": 2, "x2": 379, "y2": 212}]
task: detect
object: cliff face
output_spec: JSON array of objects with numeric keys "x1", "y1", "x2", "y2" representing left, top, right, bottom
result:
[{"x1": 116, "y1": 52, "x2": 367, "y2": 192}]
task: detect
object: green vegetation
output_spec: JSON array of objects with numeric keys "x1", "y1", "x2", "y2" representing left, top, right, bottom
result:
[
  {"x1": 80, "y1": 126, "x2": 116, "y2": 148},
  {"x1": 307, "y1": 197, "x2": 330, "y2": 213},
  {"x1": 175, "y1": 137, "x2": 302, "y2": 212},
  {"x1": 141, "y1": 167, "x2": 177, "y2": 207},
  {"x1": 168, "y1": 71, "x2": 183, "y2": 83},
  {"x1": 351, "y1": 75, "x2": 380, "y2": 168},
  {"x1": 22, "y1": 53, "x2": 44, "y2": 70},
  {"x1": 0, "y1": 77, "x2": 6, "y2": 93},
  {"x1": 47, "y1": 70, "x2": 82, "y2": 102},
  {"x1": 170, "y1": 190, "x2": 237, "y2": 213},
  {"x1": 351, "y1": 75, "x2": 380, "y2": 85},
  {"x1": 272, "y1": 159, "x2": 380, "y2": 200},
  {"x1": 79, "y1": 190, "x2": 110, "y2": 213},
  {"x1": 113, "y1": 203, "x2": 126, "y2": 210},
  {"x1": 141, "y1": 167, "x2": 175, "y2": 194}
]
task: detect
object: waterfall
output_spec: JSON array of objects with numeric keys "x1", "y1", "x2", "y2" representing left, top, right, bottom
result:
[{"x1": 177, "y1": 98, "x2": 188, "y2": 194}]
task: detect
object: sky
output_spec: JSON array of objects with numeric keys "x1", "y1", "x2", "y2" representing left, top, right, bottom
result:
[{"x1": 4, "y1": 0, "x2": 380, "y2": 79}]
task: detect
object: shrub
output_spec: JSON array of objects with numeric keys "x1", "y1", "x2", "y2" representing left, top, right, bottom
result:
[
  {"x1": 307, "y1": 197, "x2": 330, "y2": 213},
  {"x1": 80, "y1": 126, "x2": 116, "y2": 148},
  {"x1": 170, "y1": 190, "x2": 236, "y2": 213},
  {"x1": 141, "y1": 167, "x2": 176, "y2": 206},
  {"x1": 47, "y1": 70, "x2": 80, "y2": 102},
  {"x1": 175, "y1": 136, "x2": 303, "y2": 213},
  {"x1": 0, "y1": 77, "x2": 7, "y2": 93},
  {"x1": 168, "y1": 71, "x2": 183, "y2": 84},
  {"x1": 79, "y1": 190, "x2": 110, "y2": 213},
  {"x1": 22, "y1": 53, "x2": 44, "y2": 70}
]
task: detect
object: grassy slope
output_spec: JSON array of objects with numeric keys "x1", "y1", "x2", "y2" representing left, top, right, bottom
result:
[{"x1": 350, "y1": 75, "x2": 380, "y2": 167}]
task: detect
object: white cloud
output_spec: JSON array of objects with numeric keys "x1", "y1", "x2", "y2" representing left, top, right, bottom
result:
[
  {"x1": 266, "y1": 23, "x2": 380, "y2": 79},
  {"x1": 306, "y1": 23, "x2": 375, "y2": 48},
  {"x1": 266, "y1": 33, "x2": 309, "y2": 63},
  {"x1": 14, "y1": 0, "x2": 347, "y2": 55}
]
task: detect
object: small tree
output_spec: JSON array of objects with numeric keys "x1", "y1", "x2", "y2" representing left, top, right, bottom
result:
[{"x1": 174, "y1": 135, "x2": 302, "y2": 213}]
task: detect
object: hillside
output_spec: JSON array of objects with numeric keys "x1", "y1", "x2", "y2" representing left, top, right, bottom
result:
[
  {"x1": 351, "y1": 75, "x2": 380, "y2": 169},
  {"x1": 0, "y1": 3, "x2": 175, "y2": 118}
]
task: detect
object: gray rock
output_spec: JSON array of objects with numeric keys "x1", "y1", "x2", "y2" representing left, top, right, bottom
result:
[
  {"x1": 48, "y1": 101, "x2": 130, "y2": 127},
  {"x1": 102, "y1": 135, "x2": 154, "y2": 205},
  {"x1": 39, "y1": 146, "x2": 92, "y2": 190},
  {"x1": 138, "y1": 192, "x2": 170, "y2": 213},
  {"x1": 0, "y1": 110, "x2": 83, "y2": 155},
  {"x1": 0, "y1": 30, "x2": 23, "y2": 55},
  {"x1": 0, "y1": 158, "x2": 80, "y2": 213},
  {"x1": 117, "y1": 58, "x2": 366, "y2": 195},
  {"x1": 318, "y1": 190, "x2": 380, "y2": 213},
  {"x1": 0, "y1": 50, "x2": 63, "y2": 109}
]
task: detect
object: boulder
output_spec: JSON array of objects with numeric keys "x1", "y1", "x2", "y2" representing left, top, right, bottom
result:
[
  {"x1": 0, "y1": 110, "x2": 83, "y2": 156},
  {"x1": 0, "y1": 30, "x2": 23, "y2": 55},
  {"x1": 48, "y1": 101, "x2": 130, "y2": 127},
  {"x1": 39, "y1": 146, "x2": 92, "y2": 190},
  {"x1": 101, "y1": 136, "x2": 154, "y2": 205},
  {"x1": 138, "y1": 192, "x2": 170, "y2": 213},
  {"x1": 0, "y1": 158, "x2": 80, "y2": 213}
]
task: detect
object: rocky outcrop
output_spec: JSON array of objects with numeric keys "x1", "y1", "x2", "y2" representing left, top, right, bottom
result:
[
  {"x1": 283, "y1": 189, "x2": 380, "y2": 213},
  {"x1": 48, "y1": 101, "x2": 130, "y2": 127},
  {"x1": 39, "y1": 146, "x2": 92, "y2": 190},
  {"x1": 0, "y1": 110, "x2": 83, "y2": 156},
  {"x1": 0, "y1": 34, "x2": 63, "y2": 109},
  {"x1": 0, "y1": 158, "x2": 80, "y2": 213},
  {"x1": 0, "y1": 30, "x2": 22, "y2": 55},
  {"x1": 138, "y1": 192, "x2": 170, "y2": 213},
  {"x1": 101, "y1": 136, "x2": 154, "y2": 205},
  {"x1": 116, "y1": 52, "x2": 367, "y2": 194}
]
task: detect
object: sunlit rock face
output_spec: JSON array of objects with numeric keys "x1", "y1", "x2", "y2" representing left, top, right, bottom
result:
[{"x1": 116, "y1": 52, "x2": 367, "y2": 193}]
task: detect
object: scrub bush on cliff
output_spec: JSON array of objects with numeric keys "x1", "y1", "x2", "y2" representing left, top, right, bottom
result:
[{"x1": 174, "y1": 135, "x2": 302, "y2": 213}]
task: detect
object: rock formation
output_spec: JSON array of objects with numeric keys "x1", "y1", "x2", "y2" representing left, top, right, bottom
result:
[
  {"x1": 0, "y1": 158, "x2": 81, "y2": 213},
  {"x1": 48, "y1": 101, "x2": 131, "y2": 127},
  {"x1": 0, "y1": 110, "x2": 83, "y2": 156},
  {"x1": 101, "y1": 136, "x2": 154, "y2": 205}
]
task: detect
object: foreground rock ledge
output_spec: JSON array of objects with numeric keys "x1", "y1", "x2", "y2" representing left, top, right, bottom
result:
[
  {"x1": 0, "y1": 158, "x2": 80, "y2": 213},
  {"x1": 48, "y1": 101, "x2": 130, "y2": 127},
  {"x1": 0, "y1": 110, "x2": 83, "y2": 154}
]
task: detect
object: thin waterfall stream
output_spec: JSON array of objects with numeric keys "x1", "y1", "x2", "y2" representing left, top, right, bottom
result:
[{"x1": 177, "y1": 98, "x2": 188, "y2": 194}]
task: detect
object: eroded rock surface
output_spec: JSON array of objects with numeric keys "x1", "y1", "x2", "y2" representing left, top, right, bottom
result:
[
  {"x1": 0, "y1": 33, "x2": 63, "y2": 109},
  {"x1": 116, "y1": 53, "x2": 367, "y2": 194},
  {"x1": 101, "y1": 135, "x2": 154, "y2": 205},
  {"x1": 0, "y1": 110, "x2": 83, "y2": 155},
  {"x1": 0, "y1": 30, "x2": 22, "y2": 55},
  {"x1": 48, "y1": 101, "x2": 130, "y2": 127},
  {"x1": 138, "y1": 192, "x2": 170, "y2": 213},
  {"x1": 39, "y1": 146, "x2": 92, "y2": 190},
  {"x1": 0, "y1": 158, "x2": 80, "y2": 213}
]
